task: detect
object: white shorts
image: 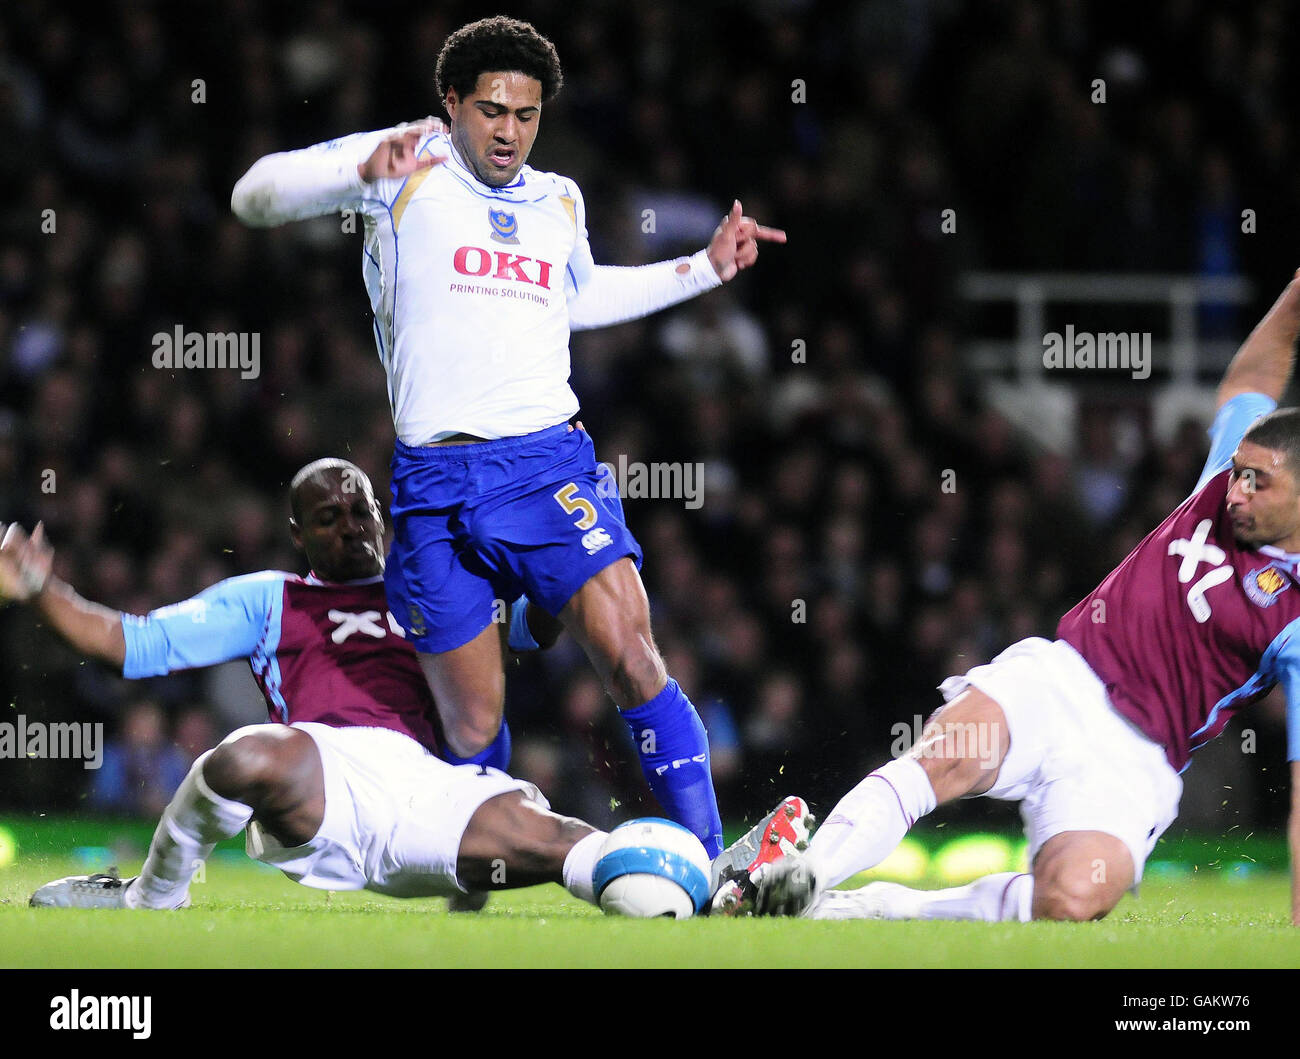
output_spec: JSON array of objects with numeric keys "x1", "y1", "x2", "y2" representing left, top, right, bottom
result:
[
  {"x1": 240, "y1": 723, "x2": 546, "y2": 897},
  {"x1": 938, "y1": 637, "x2": 1182, "y2": 886}
]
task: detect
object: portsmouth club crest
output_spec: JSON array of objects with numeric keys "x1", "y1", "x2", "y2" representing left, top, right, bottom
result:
[
  {"x1": 1244, "y1": 561, "x2": 1292, "y2": 608},
  {"x1": 488, "y1": 207, "x2": 520, "y2": 244}
]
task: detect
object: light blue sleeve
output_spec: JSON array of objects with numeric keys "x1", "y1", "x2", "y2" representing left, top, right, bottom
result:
[
  {"x1": 1279, "y1": 639, "x2": 1300, "y2": 763},
  {"x1": 121, "y1": 572, "x2": 287, "y2": 679},
  {"x1": 1195, "y1": 392, "x2": 1278, "y2": 492}
]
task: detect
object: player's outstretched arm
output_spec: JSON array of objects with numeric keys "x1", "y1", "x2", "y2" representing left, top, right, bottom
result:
[
  {"x1": 1216, "y1": 269, "x2": 1300, "y2": 411},
  {"x1": 567, "y1": 189, "x2": 786, "y2": 332},
  {"x1": 230, "y1": 119, "x2": 446, "y2": 228},
  {"x1": 0, "y1": 522, "x2": 126, "y2": 668}
]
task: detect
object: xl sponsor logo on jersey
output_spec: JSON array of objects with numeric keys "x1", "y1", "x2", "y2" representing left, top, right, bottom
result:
[
  {"x1": 453, "y1": 246, "x2": 554, "y2": 289},
  {"x1": 327, "y1": 609, "x2": 406, "y2": 642}
]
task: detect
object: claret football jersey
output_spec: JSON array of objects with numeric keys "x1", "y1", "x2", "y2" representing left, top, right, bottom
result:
[
  {"x1": 352, "y1": 129, "x2": 588, "y2": 444},
  {"x1": 1057, "y1": 393, "x2": 1300, "y2": 772},
  {"x1": 122, "y1": 572, "x2": 439, "y2": 752}
]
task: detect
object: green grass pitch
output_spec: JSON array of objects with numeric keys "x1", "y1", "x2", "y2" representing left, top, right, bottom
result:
[{"x1": 1, "y1": 855, "x2": 1296, "y2": 968}]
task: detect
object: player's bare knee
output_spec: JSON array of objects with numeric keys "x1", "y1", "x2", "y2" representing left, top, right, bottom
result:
[
  {"x1": 204, "y1": 734, "x2": 281, "y2": 805},
  {"x1": 1032, "y1": 845, "x2": 1127, "y2": 922},
  {"x1": 608, "y1": 640, "x2": 666, "y2": 706},
  {"x1": 1032, "y1": 875, "x2": 1118, "y2": 922},
  {"x1": 442, "y1": 708, "x2": 503, "y2": 757},
  {"x1": 204, "y1": 729, "x2": 305, "y2": 807}
]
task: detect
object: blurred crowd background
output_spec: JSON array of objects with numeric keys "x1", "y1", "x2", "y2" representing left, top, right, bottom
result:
[{"x1": 2, "y1": 0, "x2": 1297, "y2": 836}]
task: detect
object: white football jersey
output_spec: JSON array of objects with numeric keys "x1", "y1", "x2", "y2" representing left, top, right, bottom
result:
[
  {"x1": 354, "y1": 131, "x2": 584, "y2": 442},
  {"x1": 232, "y1": 126, "x2": 722, "y2": 444}
]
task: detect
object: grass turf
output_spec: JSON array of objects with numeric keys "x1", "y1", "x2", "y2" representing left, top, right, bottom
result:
[{"x1": 0, "y1": 856, "x2": 1295, "y2": 968}]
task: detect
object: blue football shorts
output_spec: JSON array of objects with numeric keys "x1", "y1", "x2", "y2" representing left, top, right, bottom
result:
[{"x1": 385, "y1": 423, "x2": 643, "y2": 653}]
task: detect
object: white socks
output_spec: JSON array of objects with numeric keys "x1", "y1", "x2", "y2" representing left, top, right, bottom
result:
[
  {"x1": 811, "y1": 872, "x2": 1034, "y2": 922},
  {"x1": 806, "y1": 757, "x2": 937, "y2": 889},
  {"x1": 799, "y1": 755, "x2": 1033, "y2": 924},
  {"x1": 561, "y1": 830, "x2": 608, "y2": 905},
  {"x1": 125, "y1": 752, "x2": 253, "y2": 910}
]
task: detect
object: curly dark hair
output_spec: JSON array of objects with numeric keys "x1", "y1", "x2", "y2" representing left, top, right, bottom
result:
[
  {"x1": 1244, "y1": 407, "x2": 1300, "y2": 478},
  {"x1": 435, "y1": 16, "x2": 563, "y2": 104}
]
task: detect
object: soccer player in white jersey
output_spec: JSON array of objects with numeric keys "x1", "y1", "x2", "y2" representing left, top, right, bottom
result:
[
  {"x1": 4, "y1": 461, "x2": 705, "y2": 914},
  {"x1": 230, "y1": 17, "x2": 787, "y2": 859},
  {"x1": 750, "y1": 274, "x2": 1300, "y2": 924}
]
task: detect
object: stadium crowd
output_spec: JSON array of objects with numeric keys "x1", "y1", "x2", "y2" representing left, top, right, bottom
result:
[{"x1": 2, "y1": 0, "x2": 1297, "y2": 833}]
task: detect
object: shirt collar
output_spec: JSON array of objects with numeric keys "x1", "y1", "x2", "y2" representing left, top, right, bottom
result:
[
  {"x1": 444, "y1": 138, "x2": 527, "y2": 193},
  {"x1": 1258, "y1": 545, "x2": 1300, "y2": 563},
  {"x1": 305, "y1": 571, "x2": 384, "y2": 587}
]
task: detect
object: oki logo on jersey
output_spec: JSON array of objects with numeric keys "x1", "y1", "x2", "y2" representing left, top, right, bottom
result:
[
  {"x1": 453, "y1": 246, "x2": 554, "y2": 289},
  {"x1": 1243, "y1": 562, "x2": 1293, "y2": 608}
]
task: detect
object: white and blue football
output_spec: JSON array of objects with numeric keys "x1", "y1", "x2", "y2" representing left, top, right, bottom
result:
[{"x1": 593, "y1": 818, "x2": 711, "y2": 919}]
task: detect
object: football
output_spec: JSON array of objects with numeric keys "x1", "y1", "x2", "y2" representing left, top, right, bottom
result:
[{"x1": 593, "y1": 818, "x2": 711, "y2": 918}]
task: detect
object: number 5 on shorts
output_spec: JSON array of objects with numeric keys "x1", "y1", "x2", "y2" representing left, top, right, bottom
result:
[{"x1": 554, "y1": 482, "x2": 597, "y2": 530}]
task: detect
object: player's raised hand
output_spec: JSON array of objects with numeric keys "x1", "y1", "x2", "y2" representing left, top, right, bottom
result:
[
  {"x1": 707, "y1": 200, "x2": 787, "y2": 282},
  {"x1": 0, "y1": 521, "x2": 53, "y2": 603},
  {"x1": 358, "y1": 118, "x2": 448, "y2": 184}
]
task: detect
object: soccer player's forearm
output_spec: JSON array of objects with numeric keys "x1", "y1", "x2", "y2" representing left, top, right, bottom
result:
[
  {"x1": 1291, "y1": 762, "x2": 1300, "y2": 925},
  {"x1": 568, "y1": 252, "x2": 722, "y2": 331},
  {"x1": 1217, "y1": 275, "x2": 1300, "y2": 406},
  {"x1": 35, "y1": 578, "x2": 128, "y2": 669},
  {"x1": 1291, "y1": 821, "x2": 1300, "y2": 926},
  {"x1": 231, "y1": 148, "x2": 367, "y2": 227}
]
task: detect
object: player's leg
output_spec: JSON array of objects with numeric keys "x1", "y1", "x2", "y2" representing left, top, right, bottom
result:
[
  {"x1": 202, "y1": 725, "x2": 324, "y2": 845},
  {"x1": 385, "y1": 439, "x2": 513, "y2": 770},
  {"x1": 366, "y1": 740, "x2": 611, "y2": 906},
  {"x1": 805, "y1": 830, "x2": 1131, "y2": 922},
  {"x1": 1030, "y1": 831, "x2": 1133, "y2": 919},
  {"x1": 816, "y1": 688, "x2": 1007, "y2": 882},
  {"x1": 455, "y1": 790, "x2": 604, "y2": 899},
  {"x1": 755, "y1": 687, "x2": 1010, "y2": 915},
  {"x1": 559, "y1": 557, "x2": 664, "y2": 706},
  {"x1": 466, "y1": 424, "x2": 723, "y2": 857},
  {"x1": 416, "y1": 623, "x2": 510, "y2": 763},
  {"x1": 129, "y1": 726, "x2": 324, "y2": 908},
  {"x1": 766, "y1": 639, "x2": 1175, "y2": 921},
  {"x1": 32, "y1": 725, "x2": 322, "y2": 909},
  {"x1": 559, "y1": 557, "x2": 723, "y2": 858}
]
